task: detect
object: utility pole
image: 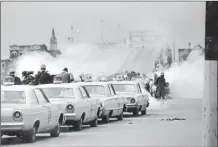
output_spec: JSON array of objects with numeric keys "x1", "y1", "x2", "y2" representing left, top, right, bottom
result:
[
  {"x1": 203, "y1": 2, "x2": 217, "y2": 147},
  {"x1": 101, "y1": 20, "x2": 104, "y2": 41},
  {"x1": 118, "y1": 23, "x2": 120, "y2": 40}
]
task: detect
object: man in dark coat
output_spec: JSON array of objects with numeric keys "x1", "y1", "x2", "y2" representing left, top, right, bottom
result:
[
  {"x1": 9, "y1": 68, "x2": 22, "y2": 85},
  {"x1": 155, "y1": 72, "x2": 167, "y2": 100},
  {"x1": 34, "y1": 64, "x2": 52, "y2": 85},
  {"x1": 22, "y1": 71, "x2": 35, "y2": 85}
]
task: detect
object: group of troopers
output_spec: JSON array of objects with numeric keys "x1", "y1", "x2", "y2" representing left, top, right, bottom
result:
[
  {"x1": 2, "y1": 64, "x2": 170, "y2": 100},
  {"x1": 3, "y1": 64, "x2": 143, "y2": 86},
  {"x1": 3, "y1": 64, "x2": 75, "y2": 86}
]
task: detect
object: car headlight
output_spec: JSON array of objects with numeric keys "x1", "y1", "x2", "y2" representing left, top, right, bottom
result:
[
  {"x1": 66, "y1": 104, "x2": 74, "y2": 113},
  {"x1": 13, "y1": 111, "x2": 22, "y2": 121},
  {"x1": 130, "y1": 98, "x2": 136, "y2": 103}
]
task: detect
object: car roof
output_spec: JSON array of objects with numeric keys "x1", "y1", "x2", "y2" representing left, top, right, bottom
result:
[
  {"x1": 35, "y1": 83, "x2": 82, "y2": 89},
  {"x1": 1, "y1": 85, "x2": 35, "y2": 91},
  {"x1": 110, "y1": 81, "x2": 138, "y2": 85},
  {"x1": 81, "y1": 82, "x2": 109, "y2": 86}
]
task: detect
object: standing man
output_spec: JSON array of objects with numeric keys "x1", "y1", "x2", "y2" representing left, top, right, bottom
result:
[
  {"x1": 155, "y1": 72, "x2": 167, "y2": 100},
  {"x1": 8, "y1": 68, "x2": 22, "y2": 85},
  {"x1": 59, "y1": 68, "x2": 71, "y2": 83},
  {"x1": 34, "y1": 64, "x2": 52, "y2": 85}
]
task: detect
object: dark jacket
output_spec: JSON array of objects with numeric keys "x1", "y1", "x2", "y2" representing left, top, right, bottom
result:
[
  {"x1": 144, "y1": 83, "x2": 150, "y2": 92},
  {"x1": 34, "y1": 71, "x2": 52, "y2": 85},
  {"x1": 13, "y1": 76, "x2": 22, "y2": 85},
  {"x1": 22, "y1": 75, "x2": 35, "y2": 85},
  {"x1": 155, "y1": 76, "x2": 166, "y2": 90}
]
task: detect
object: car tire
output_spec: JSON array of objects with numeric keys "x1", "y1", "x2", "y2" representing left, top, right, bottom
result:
[
  {"x1": 23, "y1": 125, "x2": 37, "y2": 143},
  {"x1": 133, "y1": 108, "x2": 139, "y2": 116},
  {"x1": 50, "y1": 121, "x2": 60, "y2": 137},
  {"x1": 141, "y1": 108, "x2": 147, "y2": 115},
  {"x1": 117, "y1": 112, "x2": 123, "y2": 120},
  {"x1": 102, "y1": 114, "x2": 110, "y2": 123},
  {"x1": 90, "y1": 117, "x2": 98, "y2": 127},
  {"x1": 16, "y1": 133, "x2": 24, "y2": 140},
  {"x1": 74, "y1": 118, "x2": 83, "y2": 131}
]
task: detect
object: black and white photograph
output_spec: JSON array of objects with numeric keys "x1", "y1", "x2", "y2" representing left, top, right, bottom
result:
[{"x1": 0, "y1": 1, "x2": 217, "y2": 147}]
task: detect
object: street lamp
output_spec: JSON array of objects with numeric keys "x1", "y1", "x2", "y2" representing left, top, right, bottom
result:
[{"x1": 101, "y1": 20, "x2": 104, "y2": 41}]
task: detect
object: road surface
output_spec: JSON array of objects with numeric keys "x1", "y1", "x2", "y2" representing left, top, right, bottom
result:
[{"x1": 1, "y1": 98, "x2": 202, "y2": 146}]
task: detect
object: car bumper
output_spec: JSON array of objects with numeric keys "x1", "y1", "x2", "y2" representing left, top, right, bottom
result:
[
  {"x1": 125, "y1": 104, "x2": 138, "y2": 112},
  {"x1": 1, "y1": 122, "x2": 25, "y2": 131},
  {"x1": 64, "y1": 113, "x2": 76, "y2": 121}
]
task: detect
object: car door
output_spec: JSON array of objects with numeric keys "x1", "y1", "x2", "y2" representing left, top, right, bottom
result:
[
  {"x1": 40, "y1": 89, "x2": 59, "y2": 128},
  {"x1": 33, "y1": 89, "x2": 50, "y2": 131},
  {"x1": 79, "y1": 86, "x2": 92, "y2": 122},
  {"x1": 83, "y1": 86, "x2": 98, "y2": 120},
  {"x1": 108, "y1": 84, "x2": 119, "y2": 115},
  {"x1": 136, "y1": 84, "x2": 146, "y2": 106}
]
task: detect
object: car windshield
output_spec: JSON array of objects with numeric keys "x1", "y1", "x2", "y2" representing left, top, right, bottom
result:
[
  {"x1": 1, "y1": 90, "x2": 26, "y2": 104},
  {"x1": 41, "y1": 88, "x2": 74, "y2": 99},
  {"x1": 84, "y1": 85, "x2": 105, "y2": 96},
  {"x1": 112, "y1": 84, "x2": 136, "y2": 93}
]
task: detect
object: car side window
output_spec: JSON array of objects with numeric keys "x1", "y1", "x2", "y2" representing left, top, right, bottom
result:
[
  {"x1": 80, "y1": 87, "x2": 89, "y2": 98},
  {"x1": 108, "y1": 85, "x2": 115, "y2": 96},
  {"x1": 107, "y1": 85, "x2": 112, "y2": 96},
  {"x1": 34, "y1": 89, "x2": 49, "y2": 104},
  {"x1": 110, "y1": 85, "x2": 117, "y2": 95},
  {"x1": 29, "y1": 91, "x2": 39, "y2": 104},
  {"x1": 137, "y1": 84, "x2": 142, "y2": 93}
]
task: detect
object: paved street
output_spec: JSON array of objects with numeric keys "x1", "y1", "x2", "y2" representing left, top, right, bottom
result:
[{"x1": 1, "y1": 98, "x2": 202, "y2": 146}]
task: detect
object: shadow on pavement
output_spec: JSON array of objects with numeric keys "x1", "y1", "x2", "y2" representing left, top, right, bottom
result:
[{"x1": 1, "y1": 135, "x2": 51, "y2": 146}]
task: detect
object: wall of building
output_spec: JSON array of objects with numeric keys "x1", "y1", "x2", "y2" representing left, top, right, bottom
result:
[{"x1": 1, "y1": 59, "x2": 11, "y2": 83}]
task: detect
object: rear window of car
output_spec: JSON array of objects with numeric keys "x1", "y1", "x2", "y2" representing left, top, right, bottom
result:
[
  {"x1": 112, "y1": 84, "x2": 136, "y2": 93},
  {"x1": 41, "y1": 88, "x2": 74, "y2": 99},
  {"x1": 1, "y1": 91, "x2": 26, "y2": 104},
  {"x1": 84, "y1": 85, "x2": 105, "y2": 96}
]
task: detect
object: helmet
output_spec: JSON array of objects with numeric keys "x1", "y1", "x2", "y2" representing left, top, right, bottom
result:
[
  {"x1": 9, "y1": 68, "x2": 15, "y2": 73},
  {"x1": 115, "y1": 74, "x2": 124, "y2": 81},
  {"x1": 40, "y1": 64, "x2": 46, "y2": 69},
  {"x1": 85, "y1": 74, "x2": 92, "y2": 82}
]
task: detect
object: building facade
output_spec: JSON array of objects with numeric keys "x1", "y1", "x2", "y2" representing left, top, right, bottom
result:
[
  {"x1": 1, "y1": 27, "x2": 61, "y2": 83},
  {"x1": 1, "y1": 59, "x2": 12, "y2": 83},
  {"x1": 178, "y1": 44, "x2": 204, "y2": 63},
  {"x1": 9, "y1": 44, "x2": 48, "y2": 59}
]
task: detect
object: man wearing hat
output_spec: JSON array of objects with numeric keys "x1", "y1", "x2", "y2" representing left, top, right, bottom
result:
[
  {"x1": 34, "y1": 64, "x2": 52, "y2": 85},
  {"x1": 8, "y1": 68, "x2": 22, "y2": 85},
  {"x1": 58, "y1": 67, "x2": 71, "y2": 83},
  {"x1": 155, "y1": 72, "x2": 167, "y2": 100}
]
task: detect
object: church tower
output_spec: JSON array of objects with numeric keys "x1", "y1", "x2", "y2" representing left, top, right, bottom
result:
[{"x1": 50, "y1": 27, "x2": 58, "y2": 50}]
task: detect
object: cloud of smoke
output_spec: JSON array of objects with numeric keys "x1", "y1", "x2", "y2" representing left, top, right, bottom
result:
[
  {"x1": 14, "y1": 31, "x2": 167, "y2": 79},
  {"x1": 164, "y1": 48, "x2": 204, "y2": 99}
]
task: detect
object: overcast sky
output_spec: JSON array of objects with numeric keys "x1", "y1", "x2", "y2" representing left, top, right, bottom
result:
[{"x1": 1, "y1": 2, "x2": 205, "y2": 59}]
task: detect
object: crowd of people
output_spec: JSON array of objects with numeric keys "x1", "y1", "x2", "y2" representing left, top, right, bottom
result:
[
  {"x1": 4, "y1": 64, "x2": 74, "y2": 86},
  {"x1": 3, "y1": 64, "x2": 170, "y2": 100}
]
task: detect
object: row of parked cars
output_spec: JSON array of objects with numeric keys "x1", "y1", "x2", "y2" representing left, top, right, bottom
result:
[{"x1": 1, "y1": 79, "x2": 150, "y2": 143}]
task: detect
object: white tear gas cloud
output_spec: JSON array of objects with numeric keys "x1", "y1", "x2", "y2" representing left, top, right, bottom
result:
[
  {"x1": 164, "y1": 49, "x2": 204, "y2": 99},
  {"x1": 14, "y1": 31, "x2": 168, "y2": 79}
]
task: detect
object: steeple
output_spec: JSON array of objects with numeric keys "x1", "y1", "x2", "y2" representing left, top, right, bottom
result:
[{"x1": 50, "y1": 27, "x2": 57, "y2": 50}]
